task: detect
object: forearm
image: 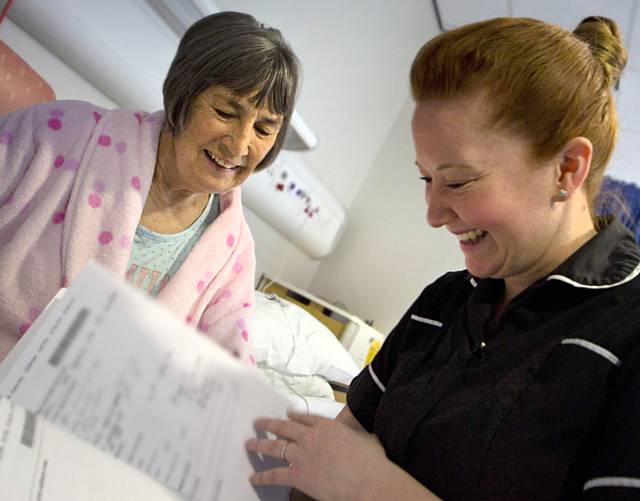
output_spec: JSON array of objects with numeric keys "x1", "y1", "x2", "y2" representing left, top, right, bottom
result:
[
  {"x1": 289, "y1": 459, "x2": 441, "y2": 501},
  {"x1": 336, "y1": 407, "x2": 440, "y2": 500}
]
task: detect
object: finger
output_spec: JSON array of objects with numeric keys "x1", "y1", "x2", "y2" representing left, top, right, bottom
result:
[
  {"x1": 245, "y1": 438, "x2": 289, "y2": 459},
  {"x1": 254, "y1": 417, "x2": 306, "y2": 441},
  {"x1": 249, "y1": 466, "x2": 294, "y2": 487},
  {"x1": 287, "y1": 411, "x2": 325, "y2": 427}
]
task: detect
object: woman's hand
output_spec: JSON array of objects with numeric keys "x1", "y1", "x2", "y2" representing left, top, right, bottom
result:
[{"x1": 245, "y1": 411, "x2": 438, "y2": 501}]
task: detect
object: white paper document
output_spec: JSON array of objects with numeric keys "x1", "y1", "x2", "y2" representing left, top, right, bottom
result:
[
  {"x1": 0, "y1": 261, "x2": 290, "y2": 501},
  {"x1": 0, "y1": 398, "x2": 181, "y2": 501}
]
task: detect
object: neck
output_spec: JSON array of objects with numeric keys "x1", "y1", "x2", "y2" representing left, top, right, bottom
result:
[
  {"x1": 140, "y1": 128, "x2": 209, "y2": 233},
  {"x1": 503, "y1": 192, "x2": 596, "y2": 306},
  {"x1": 146, "y1": 127, "x2": 207, "y2": 215}
]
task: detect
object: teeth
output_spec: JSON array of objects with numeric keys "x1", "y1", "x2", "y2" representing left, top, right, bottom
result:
[
  {"x1": 457, "y1": 229, "x2": 486, "y2": 242},
  {"x1": 205, "y1": 150, "x2": 235, "y2": 169}
]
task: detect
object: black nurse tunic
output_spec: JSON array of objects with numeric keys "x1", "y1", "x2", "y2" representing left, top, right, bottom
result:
[{"x1": 348, "y1": 218, "x2": 640, "y2": 500}]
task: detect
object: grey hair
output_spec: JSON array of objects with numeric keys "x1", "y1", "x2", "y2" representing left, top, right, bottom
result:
[{"x1": 163, "y1": 11, "x2": 300, "y2": 170}]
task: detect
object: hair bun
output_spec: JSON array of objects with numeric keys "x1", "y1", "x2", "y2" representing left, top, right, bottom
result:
[{"x1": 573, "y1": 16, "x2": 627, "y2": 88}]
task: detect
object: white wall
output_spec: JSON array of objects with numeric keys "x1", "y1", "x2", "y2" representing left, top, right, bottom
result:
[
  {"x1": 244, "y1": 206, "x2": 322, "y2": 289},
  {"x1": 214, "y1": 0, "x2": 434, "y2": 209},
  {"x1": 0, "y1": 19, "x2": 117, "y2": 109},
  {"x1": 212, "y1": 0, "x2": 437, "y2": 290},
  {"x1": 609, "y1": 70, "x2": 640, "y2": 184},
  {"x1": 309, "y1": 99, "x2": 465, "y2": 334}
]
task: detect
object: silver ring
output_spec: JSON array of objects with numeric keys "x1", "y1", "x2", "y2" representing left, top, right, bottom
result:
[{"x1": 280, "y1": 440, "x2": 289, "y2": 462}]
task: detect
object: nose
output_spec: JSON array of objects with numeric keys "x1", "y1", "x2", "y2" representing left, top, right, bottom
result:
[
  {"x1": 220, "y1": 121, "x2": 252, "y2": 160},
  {"x1": 426, "y1": 188, "x2": 455, "y2": 228}
]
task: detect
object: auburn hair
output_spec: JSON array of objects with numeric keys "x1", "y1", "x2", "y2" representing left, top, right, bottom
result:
[{"x1": 410, "y1": 16, "x2": 627, "y2": 218}]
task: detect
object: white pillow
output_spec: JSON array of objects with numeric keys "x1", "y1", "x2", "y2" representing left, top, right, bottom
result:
[{"x1": 252, "y1": 291, "x2": 360, "y2": 385}]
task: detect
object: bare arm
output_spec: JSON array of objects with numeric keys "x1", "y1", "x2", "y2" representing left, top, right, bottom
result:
[{"x1": 335, "y1": 404, "x2": 366, "y2": 432}]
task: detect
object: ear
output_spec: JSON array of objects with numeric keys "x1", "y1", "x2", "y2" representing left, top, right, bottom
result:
[{"x1": 554, "y1": 137, "x2": 593, "y2": 201}]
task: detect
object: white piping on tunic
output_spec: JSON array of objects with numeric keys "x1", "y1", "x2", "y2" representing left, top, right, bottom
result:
[
  {"x1": 469, "y1": 277, "x2": 478, "y2": 287},
  {"x1": 368, "y1": 364, "x2": 386, "y2": 392},
  {"x1": 547, "y1": 262, "x2": 640, "y2": 289},
  {"x1": 561, "y1": 338, "x2": 621, "y2": 366},
  {"x1": 584, "y1": 476, "x2": 640, "y2": 491},
  {"x1": 410, "y1": 314, "x2": 443, "y2": 327}
]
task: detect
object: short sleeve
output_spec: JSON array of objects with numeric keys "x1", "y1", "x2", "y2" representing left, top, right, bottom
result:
[
  {"x1": 346, "y1": 287, "x2": 437, "y2": 432},
  {"x1": 582, "y1": 344, "x2": 640, "y2": 500}
]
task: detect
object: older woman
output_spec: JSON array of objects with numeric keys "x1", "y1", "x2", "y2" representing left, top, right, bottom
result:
[
  {"x1": 0, "y1": 12, "x2": 298, "y2": 365},
  {"x1": 246, "y1": 16, "x2": 640, "y2": 501}
]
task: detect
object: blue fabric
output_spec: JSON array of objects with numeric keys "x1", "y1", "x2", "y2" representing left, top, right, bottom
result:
[{"x1": 597, "y1": 176, "x2": 640, "y2": 244}]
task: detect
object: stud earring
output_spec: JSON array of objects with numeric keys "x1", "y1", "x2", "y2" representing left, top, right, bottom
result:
[{"x1": 558, "y1": 188, "x2": 569, "y2": 199}]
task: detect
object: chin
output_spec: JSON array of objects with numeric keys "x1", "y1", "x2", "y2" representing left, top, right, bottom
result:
[{"x1": 465, "y1": 262, "x2": 497, "y2": 279}]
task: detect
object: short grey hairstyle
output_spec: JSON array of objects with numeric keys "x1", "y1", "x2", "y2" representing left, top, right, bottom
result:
[{"x1": 163, "y1": 11, "x2": 300, "y2": 170}]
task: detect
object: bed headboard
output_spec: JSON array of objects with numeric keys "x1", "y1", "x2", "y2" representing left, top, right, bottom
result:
[{"x1": 256, "y1": 274, "x2": 385, "y2": 368}]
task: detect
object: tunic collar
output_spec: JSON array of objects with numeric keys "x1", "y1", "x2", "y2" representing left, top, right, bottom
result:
[
  {"x1": 467, "y1": 217, "x2": 640, "y2": 293},
  {"x1": 546, "y1": 217, "x2": 640, "y2": 289}
]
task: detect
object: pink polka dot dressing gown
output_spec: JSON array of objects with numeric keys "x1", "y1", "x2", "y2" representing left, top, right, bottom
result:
[{"x1": 0, "y1": 101, "x2": 256, "y2": 365}]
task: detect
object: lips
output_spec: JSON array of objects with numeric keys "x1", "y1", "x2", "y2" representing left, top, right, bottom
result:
[
  {"x1": 204, "y1": 149, "x2": 240, "y2": 171},
  {"x1": 457, "y1": 229, "x2": 486, "y2": 243}
]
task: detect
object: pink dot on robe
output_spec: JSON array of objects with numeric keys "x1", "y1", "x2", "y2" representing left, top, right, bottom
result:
[
  {"x1": 241, "y1": 330, "x2": 249, "y2": 341},
  {"x1": 94, "y1": 180, "x2": 106, "y2": 193},
  {"x1": 223, "y1": 199, "x2": 232, "y2": 210},
  {"x1": 197, "y1": 280, "x2": 205, "y2": 293},
  {"x1": 233, "y1": 262, "x2": 243, "y2": 273},
  {"x1": 51, "y1": 211, "x2": 65, "y2": 224},
  {"x1": 116, "y1": 142, "x2": 127, "y2": 154},
  {"x1": 54, "y1": 155, "x2": 65, "y2": 168},
  {"x1": 186, "y1": 315, "x2": 193, "y2": 323},
  {"x1": 226, "y1": 234, "x2": 235, "y2": 247},
  {"x1": 131, "y1": 177, "x2": 141, "y2": 190},
  {"x1": 49, "y1": 109, "x2": 64, "y2": 117},
  {"x1": 97, "y1": 134, "x2": 111, "y2": 147},
  {"x1": 88, "y1": 193, "x2": 102, "y2": 208},
  {"x1": 98, "y1": 230, "x2": 113, "y2": 245},
  {"x1": 243, "y1": 303, "x2": 251, "y2": 308},
  {"x1": 222, "y1": 289, "x2": 232, "y2": 299},
  {"x1": 93, "y1": 111, "x2": 102, "y2": 122},
  {"x1": 47, "y1": 118, "x2": 62, "y2": 130},
  {"x1": 236, "y1": 319, "x2": 246, "y2": 329},
  {"x1": 0, "y1": 132, "x2": 12, "y2": 145},
  {"x1": 19, "y1": 323, "x2": 31, "y2": 335}
]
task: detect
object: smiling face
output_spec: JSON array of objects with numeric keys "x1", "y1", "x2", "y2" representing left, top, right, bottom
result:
[
  {"x1": 412, "y1": 93, "x2": 575, "y2": 294},
  {"x1": 159, "y1": 85, "x2": 283, "y2": 195}
]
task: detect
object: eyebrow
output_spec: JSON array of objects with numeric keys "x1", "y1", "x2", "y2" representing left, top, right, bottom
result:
[
  {"x1": 224, "y1": 98, "x2": 283, "y2": 126},
  {"x1": 414, "y1": 161, "x2": 478, "y2": 172}
]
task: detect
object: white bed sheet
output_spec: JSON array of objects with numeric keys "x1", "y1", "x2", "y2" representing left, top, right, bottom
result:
[{"x1": 284, "y1": 395, "x2": 346, "y2": 419}]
